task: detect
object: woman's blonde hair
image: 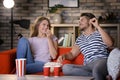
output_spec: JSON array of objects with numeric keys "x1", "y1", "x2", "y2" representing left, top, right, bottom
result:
[{"x1": 31, "y1": 17, "x2": 51, "y2": 37}]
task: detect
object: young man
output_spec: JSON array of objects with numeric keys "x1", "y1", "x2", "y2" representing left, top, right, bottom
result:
[{"x1": 57, "y1": 13, "x2": 113, "y2": 80}]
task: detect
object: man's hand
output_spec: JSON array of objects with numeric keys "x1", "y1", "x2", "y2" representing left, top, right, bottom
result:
[
  {"x1": 90, "y1": 18, "x2": 100, "y2": 29},
  {"x1": 57, "y1": 45, "x2": 80, "y2": 63},
  {"x1": 57, "y1": 55, "x2": 66, "y2": 63}
]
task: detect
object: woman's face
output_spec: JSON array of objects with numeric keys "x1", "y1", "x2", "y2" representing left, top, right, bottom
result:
[{"x1": 38, "y1": 20, "x2": 49, "y2": 34}]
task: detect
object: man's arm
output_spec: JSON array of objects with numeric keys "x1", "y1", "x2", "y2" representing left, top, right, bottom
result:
[
  {"x1": 97, "y1": 26, "x2": 113, "y2": 47},
  {"x1": 57, "y1": 45, "x2": 80, "y2": 63},
  {"x1": 90, "y1": 18, "x2": 113, "y2": 47}
]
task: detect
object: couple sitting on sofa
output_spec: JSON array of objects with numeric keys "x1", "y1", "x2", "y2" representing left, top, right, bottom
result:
[{"x1": 17, "y1": 13, "x2": 113, "y2": 80}]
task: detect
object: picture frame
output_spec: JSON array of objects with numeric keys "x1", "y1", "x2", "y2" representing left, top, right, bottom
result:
[{"x1": 48, "y1": 0, "x2": 79, "y2": 8}]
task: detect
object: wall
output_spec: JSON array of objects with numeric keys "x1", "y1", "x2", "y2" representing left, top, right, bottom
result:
[{"x1": 0, "y1": 0, "x2": 120, "y2": 51}]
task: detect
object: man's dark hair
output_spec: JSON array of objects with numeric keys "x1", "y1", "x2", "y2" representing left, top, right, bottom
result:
[
  {"x1": 80, "y1": 13, "x2": 96, "y2": 28},
  {"x1": 80, "y1": 13, "x2": 96, "y2": 19}
]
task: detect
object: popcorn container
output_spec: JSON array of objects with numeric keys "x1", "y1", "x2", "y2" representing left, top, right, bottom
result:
[
  {"x1": 43, "y1": 66, "x2": 50, "y2": 78},
  {"x1": 54, "y1": 65, "x2": 61, "y2": 77}
]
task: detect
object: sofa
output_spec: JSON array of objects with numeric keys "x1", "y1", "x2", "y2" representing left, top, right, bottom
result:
[
  {"x1": 0, "y1": 47, "x2": 119, "y2": 80},
  {"x1": 0, "y1": 48, "x2": 16, "y2": 74},
  {"x1": 0, "y1": 47, "x2": 84, "y2": 74}
]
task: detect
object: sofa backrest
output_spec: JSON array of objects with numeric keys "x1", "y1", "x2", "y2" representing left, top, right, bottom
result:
[
  {"x1": 57, "y1": 47, "x2": 84, "y2": 65},
  {"x1": 0, "y1": 48, "x2": 16, "y2": 74}
]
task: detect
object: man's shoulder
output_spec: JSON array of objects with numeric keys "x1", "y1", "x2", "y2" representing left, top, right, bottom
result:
[{"x1": 76, "y1": 34, "x2": 84, "y2": 40}]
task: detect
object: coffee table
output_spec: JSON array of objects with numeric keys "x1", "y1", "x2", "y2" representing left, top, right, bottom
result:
[{"x1": 0, "y1": 74, "x2": 93, "y2": 80}]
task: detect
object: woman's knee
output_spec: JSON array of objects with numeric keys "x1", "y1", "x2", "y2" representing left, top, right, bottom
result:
[
  {"x1": 17, "y1": 37, "x2": 29, "y2": 48},
  {"x1": 19, "y1": 37, "x2": 28, "y2": 44},
  {"x1": 17, "y1": 37, "x2": 31, "y2": 58}
]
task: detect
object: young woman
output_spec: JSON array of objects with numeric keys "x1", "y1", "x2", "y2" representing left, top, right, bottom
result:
[{"x1": 17, "y1": 17, "x2": 58, "y2": 74}]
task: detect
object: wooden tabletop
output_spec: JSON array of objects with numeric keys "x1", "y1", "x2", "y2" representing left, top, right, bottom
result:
[{"x1": 0, "y1": 74, "x2": 93, "y2": 80}]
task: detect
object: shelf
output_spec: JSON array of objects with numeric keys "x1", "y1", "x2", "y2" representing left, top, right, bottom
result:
[
  {"x1": 51, "y1": 23, "x2": 120, "y2": 48},
  {"x1": 51, "y1": 24, "x2": 78, "y2": 27},
  {"x1": 51, "y1": 23, "x2": 119, "y2": 27}
]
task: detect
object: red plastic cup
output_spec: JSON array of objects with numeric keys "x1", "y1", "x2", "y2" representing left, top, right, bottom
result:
[
  {"x1": 43, "y1": 66, "x2": 50, "y2": 78},
  {"x1": 15, "y1": 58, "x2": 26, "y2": 77},
  {"x1": 54, "y1": 66, "x2": 61, "y2": 77}
]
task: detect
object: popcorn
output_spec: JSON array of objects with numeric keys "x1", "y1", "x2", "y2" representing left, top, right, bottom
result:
[{"x1": 44, "y1": 62, "x2": 62, "y2": 73}]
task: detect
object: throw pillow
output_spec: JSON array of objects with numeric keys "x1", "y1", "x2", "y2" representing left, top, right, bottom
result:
[{"x1": 107, "y1": 48, "x2": 120, "y2": 80}]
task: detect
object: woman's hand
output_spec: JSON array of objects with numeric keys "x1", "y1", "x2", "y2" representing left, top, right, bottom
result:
[{"x1": 46, "y1": 29, "x2": 53, "y2": 38}]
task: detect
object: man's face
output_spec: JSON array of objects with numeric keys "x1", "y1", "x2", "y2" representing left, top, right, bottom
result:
[{"x1": 79, "y1": 16, "x2": 90, "y2": 31}]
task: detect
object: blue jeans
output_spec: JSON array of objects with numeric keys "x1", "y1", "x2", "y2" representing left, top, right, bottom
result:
[
  {"x1": 17, "y1": 37, "x2": 45, "y2": 74},
  {"x1": 62, "y1": 58, "x2": 108, "y2": 80}
]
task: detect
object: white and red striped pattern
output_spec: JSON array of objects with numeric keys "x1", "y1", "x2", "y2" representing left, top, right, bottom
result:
[{"x1": 16, "y1": 58, "x2": 26, "y2": 77}]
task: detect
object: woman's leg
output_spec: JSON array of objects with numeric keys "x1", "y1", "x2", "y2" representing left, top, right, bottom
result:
[
  {"x1": 26, "y1": 61, "x2": 45, "y2": 74},
  {"x1": 92, "y1": 58, "x2": 108, "y2": 80},
  {"x1": 17, "y1": 37, "x2": 45, "y2": 73},
  {"x1": 17, "y1": 37, "x2": 34, "y2": 64}
]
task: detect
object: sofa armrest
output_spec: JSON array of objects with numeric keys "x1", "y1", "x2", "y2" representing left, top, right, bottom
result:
[{"x1": 0, "y1": 48, "x2": 16, "y2": 74}]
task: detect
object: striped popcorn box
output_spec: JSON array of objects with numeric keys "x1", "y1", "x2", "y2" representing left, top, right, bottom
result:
[{"x1": 16, "y1": 58, "x2": 26, "y2": 77}]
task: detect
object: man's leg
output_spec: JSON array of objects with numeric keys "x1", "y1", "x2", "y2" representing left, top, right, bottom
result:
[
  {"x1": 92, "y1": 58, "x2": 108, "y2": 80},
  {"x1": 17, "y1": 37, "x2": 34, "y2": 64},
  {"x1": 62, "y1": 64, "x2": 92, "y2": 76}
]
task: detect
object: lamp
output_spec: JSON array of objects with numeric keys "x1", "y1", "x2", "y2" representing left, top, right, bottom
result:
[
  {"x1": 3, "y1": 0, "x2": 15, "y2": 49},
  {"x1": 3, "y1": 0, "x2": 30, "y2": 49},
  {"x1": 3, "y1": 0, "x2": 14, "y2": 9},
  {"x1": 13, "y1": 19, "x2": 30, "y2": 39},
  {"x1": 13, "y1": 19, "x2": 30, "y2": 29}
]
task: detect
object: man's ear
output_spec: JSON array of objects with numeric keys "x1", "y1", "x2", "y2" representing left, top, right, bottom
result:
[
  {"x1": 88, "y1": 19, "x2": 94, "y2": 28},
  {"x1": 88, "y1": 19, "x2": 92, "y2": 25}
]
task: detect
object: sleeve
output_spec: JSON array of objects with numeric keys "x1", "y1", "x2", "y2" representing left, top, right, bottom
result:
[
  {"x1": 52, "y1": 35, "x2": 58, "y2": 41},
  {"x1": 75, "y1": 37, "x2": 79, "y2": 45}
]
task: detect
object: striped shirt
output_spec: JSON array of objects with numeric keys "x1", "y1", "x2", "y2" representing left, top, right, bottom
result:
[{"x1": 75, "y1": 31, "x2": 109, "y2": 65}]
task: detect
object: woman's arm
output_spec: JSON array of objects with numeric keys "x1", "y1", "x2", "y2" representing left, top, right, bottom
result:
[
  {"x1": 46, "y1": 29, "x2": 58, "y2": 59},
  {"x1": 48, "y1": 38, "x2": 58, "y2": 59}
]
